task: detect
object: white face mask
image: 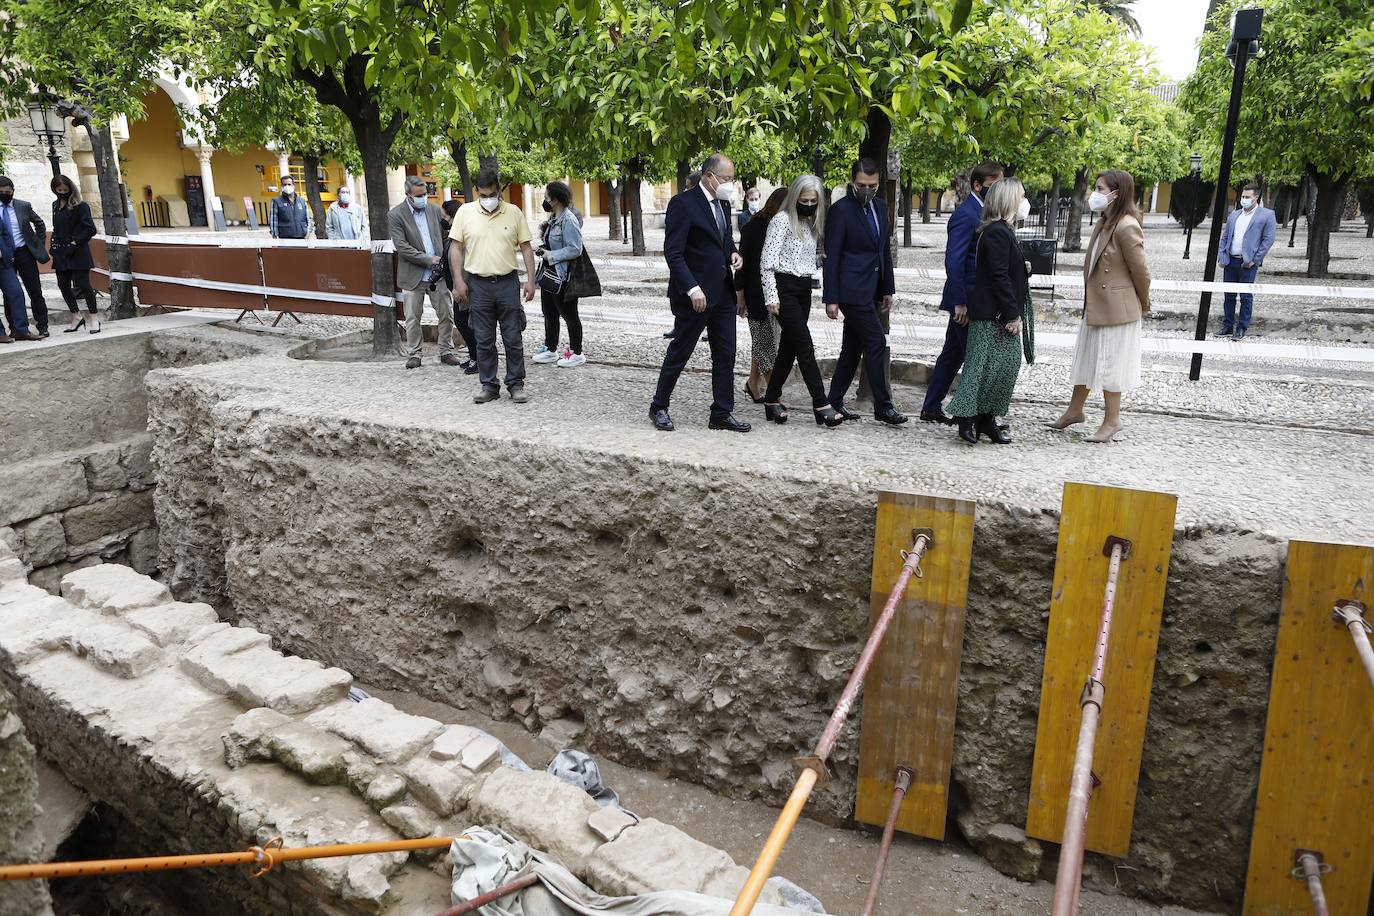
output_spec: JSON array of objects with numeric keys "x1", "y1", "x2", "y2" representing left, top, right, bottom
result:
[
  {"x1": 480, "y1": 196, "x2": 500, "y2": 212},
  {"x1": 1087, "y1": 190, "x2": 1113, "y2": 212},
  {"x1": 1016, "y1": 198, "x2": 1031, "y2": 221},
  {"x1": 713, "y1": 180, "x2": 735, "y2": 201},
  {"x1": 281, "y1": 184, "x2": 294, "y2": 196},
  {"x1": 337, "y1": 191, "x2": 350, "y2": 204},
  {"x1": 747, "y1": 199, "x2": 761, "y2": 212}
]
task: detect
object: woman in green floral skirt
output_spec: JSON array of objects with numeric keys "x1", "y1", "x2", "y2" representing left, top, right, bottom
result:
[{"x1": 948, "y1": 177, "x2": 1035, "y2": 444}]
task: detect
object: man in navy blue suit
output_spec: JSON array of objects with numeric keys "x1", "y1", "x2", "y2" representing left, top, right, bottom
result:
[
  {"x1": 651, "y1": 153, "x2": 749, "y2": 432},
  {"x1": 921, "y1": 161, "x2": 1003, "y2": 423},
  {"x1": 824, "y1": 159, "x2": 907, "y2": 425}
]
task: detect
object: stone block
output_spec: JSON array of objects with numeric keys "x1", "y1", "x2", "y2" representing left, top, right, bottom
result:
[
  {"x1": 261, "y1": 665, "x2": 352, "y2": 716},
  {"x1": 459, "y1": 734, "x2": 502, "y2": 773},
  {"x1": 0, "y1": 595, "x2": 85, "y2": 664},
  {"x1": 0, "y1": 581, "x2": 49, "y2": 607},
  {"x1": 471, "y1": 767, "x2": 602, "y2": 875},
  {"x1": 586, "y1": 817, "x2": 777, "y2": 904},
  {"x1": 28, "y1": 556, "x2": 100, "y2": 595},
  {"x1": 305, "y1": 698, "x2": 443, "y2": 765},
  {"x1": 0, "y1": 557, "x2": 27, "y2": 584},
  {"x1": 61, "y1": 491, "x2": 155, "y2": 552},
  {"x1": 223, "y1": 707, "x2": 290, "y2": 767},
  {"x1": 268, "y1": 721, "x2": 352, "y2": 785},
  {"x1": 343, "y1": 751, "x2": 380, "y2": 796},
  {"x1": 380, "y1": 805, "x2": 437, "y2": 840},
  {"x1": 122, "y1": 601, "x2": 220, "y2": 647},
  {"x1": 979, "y1": 822, "x2": 1043, "y2": 882},
  {"x1": 365, "y1": 773, "x2": 408, "y2": 810},
  {"x1": 123, "y1": 436, "x2": 155, "y2": 490},
  {"x1": 15, "y1": 515, "x2": 67, "y2": 568},
  {"x1": 185, "y1": 624, "x2": 270, "y2": 659},
  {"x1": 68, "y1": 622, "x2": 162, "y2": 678},
  {"x1": 342, "y1": 855, "x2": 391, "y2": 908},
  {"x1": 587, "y1": 806, "x2": 638, "y2": 843},
  {"x1": 0, "y1": 525, "x2": 18, "y2": 557},
  {"x1": 126, "y1": 527, "x2": 160, "y2": 576},
  {"x1": 401, "y1": 758, "x2": 477, "y2": 817},
  {"x1": 429, "y1": 725, "x2": 482, "y2": 761},
  {"x1": 0, "y1": 459, "x2": 88, "y2": 527},
  {"x1": 84, "y1": 442, "x2": 130, "y2": 492},
  {"x1": 61, "y1": 564, "x2": 172, "y2": 614}
]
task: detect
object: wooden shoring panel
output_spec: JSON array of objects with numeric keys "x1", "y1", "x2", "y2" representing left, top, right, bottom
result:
[
  {"x1": 1025, "y1": 483, "x2": 1177, "y2": 857},
  {"x1": 855, "y1": 490, "x2": 976, "y2": 840},
  {"x1": 1243, "y1": 539, "x2": 1374, "y2": 916}
]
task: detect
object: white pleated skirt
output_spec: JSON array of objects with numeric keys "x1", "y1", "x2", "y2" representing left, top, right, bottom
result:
[{"x1": 1069, "y1": 318, "x2": 1141, "y2": 393}]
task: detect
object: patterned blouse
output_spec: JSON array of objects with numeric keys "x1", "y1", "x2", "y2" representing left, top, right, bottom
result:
[{"x1": 760, "y1": 212, "x2": 818, "y2": 307}]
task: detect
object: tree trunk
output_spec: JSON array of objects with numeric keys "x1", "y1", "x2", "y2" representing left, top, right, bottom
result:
[
  {"x1": 676, "y1": 157, "x2": 691, "y2": 193},
  {"x1": 902, "y1": 181, "x2": 913, "y2": 247},
  {"x1": 302, "y1": 153, "x2": 327, "y2": 238},
  {"x1": 452, "y1": 142, "x2": 474, "y2": 201},
  {"x1": 478, "y1": 152, "x2": 499, "y2": 178},
  {"x1": 607, "y1": 179, "x2": 622, "y2": 240},
  {"x1": 857, "y1": 107, "x2": 896, "y2": 230},
  {"x1": 81, "y1": 120, "x2": 135, "y2": 320},
  {"x1": 919, "y1": 187, "x2": 931, "y2": 224},
  {"x1": 627, "y1": 159, "x2": 646, "y2": 257},
  {"x1": 1048, "y1": 174, "x2": 1063, "y2": 239},
  {"x1": 354, "y1": 120, "x2": 401, "y2": 356},
  {"x1": 1063, "y1": 167, "x2": 1091, "y2": 252},
  {"x1": 1307, "y1": 171, "x2": 1350, "y2": 279}
]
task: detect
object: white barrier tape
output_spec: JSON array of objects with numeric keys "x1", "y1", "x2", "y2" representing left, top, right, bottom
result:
[
  {"x1": 594, "y1": 257, "x2": 1374, "y2": 301},
  {"x1": 108, "y1": 271, "x2": 134, "y2": 282},
  {"x1": 371, "y1": 294, "x2": 394, "y2": 307},
  {"x1": 102, "y1": 236, "x2": 130, "y2": 247},
  {"x1": 96, "y1": 233, "x2": 392, "y2": 253}
]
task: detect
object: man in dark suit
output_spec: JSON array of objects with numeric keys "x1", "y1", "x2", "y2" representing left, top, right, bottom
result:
[
  {"x1": 0, "y1": 176, "x2": 51, "y2": 337},
  {"x1": 824, "y1": 159, "x2": 906, "y2": 425},
  {"x1": 921, "y1": 161, "x2": 1002, "y2": 423},
  {"x1": 650, "y1": 153, "x2": 749, "y2": 432}
]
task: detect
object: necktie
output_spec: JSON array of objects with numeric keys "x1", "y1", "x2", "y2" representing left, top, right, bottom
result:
[
  {"x1": 867, "y1": 204, "x2": 881, "y2": 244},
  {"x1": 0, "y1": 210, "x2": 13, "y2": 260},
  {"x1": 712, "y1": 200, "x2": 726, "y2": 243}
]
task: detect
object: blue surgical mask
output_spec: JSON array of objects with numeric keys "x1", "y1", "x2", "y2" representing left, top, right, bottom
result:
[{"x1": 1241, "y1": 197, "x2": 1255, "y2": 210}]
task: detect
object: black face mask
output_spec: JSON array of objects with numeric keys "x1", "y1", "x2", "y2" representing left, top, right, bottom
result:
[
  {"x1": 56, "y1": 191, "x2": 72, "y2": 199},
  {"x1": 852, "y1": 185, "x2": 877, "y2": 205},
  {"x1": 797, "y1": 202, "x2": 818, "y2": 218},
  {"x1": 542, "y1": 200, "x2": 553, "y2": 213}
]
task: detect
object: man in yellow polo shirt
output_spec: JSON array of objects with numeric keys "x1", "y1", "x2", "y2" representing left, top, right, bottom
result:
[{"x1": 449, "y1": 168, "x2": 537, "y2": 403}]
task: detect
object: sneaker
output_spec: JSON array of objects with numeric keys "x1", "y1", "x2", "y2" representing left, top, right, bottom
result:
[
  {"x1": 557, "y1": 351, "x2": 586, "y2": 368},
  {"x1": 532, "y1": 345, "x2": 559, "y2": 364},
  {"x1": 1231, "y1": 329, "x2": 1245, "y2": 341},
  {"x1": 461, "y1": 359, "x2": 478, "y2": 374}
]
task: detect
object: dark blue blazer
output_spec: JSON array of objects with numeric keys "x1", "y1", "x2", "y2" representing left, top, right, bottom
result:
[
  {"x1": 664, "y1": 187, "x2": 736, "y2": 309},
  {"x1": 822, "y1": 194, "x2": 895, "y2": 306},
  {"x1": 940, "y1": 193, "x2": 981, "y2": 312}
]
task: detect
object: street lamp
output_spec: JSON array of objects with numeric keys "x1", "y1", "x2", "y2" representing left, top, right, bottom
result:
[
  {"x1": 1189, "y1": 7, "x2": 1263, "y2": 381},
  {"x1": 27, "y1": 89, "x2": 66, "y2": 179},
  {"x1": 1183, "y1": 152, "x2": 1203, "y2": 260}
]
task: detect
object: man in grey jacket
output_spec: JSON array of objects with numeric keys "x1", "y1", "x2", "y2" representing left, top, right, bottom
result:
[
  {"x1": 388, "y1": 177, "x2": 457, "y2": 369},
  {"x1": 1216, "y1": 183, "x2": 1277, "y2": 341},
  {"x1": 325, "y1": 187, "x2": 367, "y2": 241}
]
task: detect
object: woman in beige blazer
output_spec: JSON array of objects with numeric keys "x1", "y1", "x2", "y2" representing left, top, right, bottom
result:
[{"x1": 1049, "y1": 169, "x2": 1150, "y2": 442}]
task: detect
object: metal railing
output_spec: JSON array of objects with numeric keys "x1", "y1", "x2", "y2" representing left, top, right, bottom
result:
[{"x1": 138, "y1": 200, "x2": 172, "y2": 229}]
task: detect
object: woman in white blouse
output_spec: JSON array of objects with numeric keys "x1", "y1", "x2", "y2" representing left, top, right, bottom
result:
[{"x1": 760, "y1": 174, "x2": 843, "y2": 427}]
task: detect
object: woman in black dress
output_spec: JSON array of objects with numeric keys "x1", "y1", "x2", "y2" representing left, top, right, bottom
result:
[
  {"x1": 49, "y1": 175, "x2": 101, "y2": 333},
  {"x1": 735, "y1": 187, "x2": 786, "y2": 403}
]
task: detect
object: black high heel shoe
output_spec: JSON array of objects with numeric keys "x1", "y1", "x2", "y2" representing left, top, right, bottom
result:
[
  {"x1": 743, "y1": 380, "x2": 764, "y2": 404},
  {"x1": 976, "y1": 413, "x2": 1011, "y2": 444},
  {"x1": 64, "y1": 318, "x2": 86, "y2": 333},
  {"x1": 813, "y1": 405, "x2": 844, "y2": 427},
  {"x1": 764, "y1": 403, "x2": 789, "y2": 424},
  {"x1": 957, "y1": 417, "x2": 978, "y2": 444}
]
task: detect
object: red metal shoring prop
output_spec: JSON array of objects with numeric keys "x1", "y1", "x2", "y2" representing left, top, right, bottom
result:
[
  {"x1": 1050, "y1": 536, "x2": 1130, "y2": 916},
  {"x1": 729, "y1": 530, "x2": 933, "y2": 916},
  {"x1": 1333, "y1": 600, "x2": 1374, "y2": 691},
  {"x1": 435, "y1": 872, "x2": 541, "y2": 916},
  {"x1": 859, "y1": 765, "x2": 914, "y2": 916},
  {"x1": 1292, "y1": 850, "x2": 1332, "y2": 916}
]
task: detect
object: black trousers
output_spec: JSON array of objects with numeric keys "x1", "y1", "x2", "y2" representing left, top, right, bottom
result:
[
  {"x1": 922, "y1": 313, "x2": 968, "y2": 413},
  {"x1": 453, "y1": 305, "x2": 476, "y2": 354},
  {"x1": 57, "y1": 269, "x2": 98, "y2": 315},
  {"x1": 827, "y1": 300, "x2": 892, "y2": 413},
  {"x1": 13, "y1": 249, "x2": 48, "y2": 332},
  {"x1": 541, "y1": 287, "x2": 583, "y2": 354},
  {"x1": 651, "y1": 299, "x2": 736, "y2": 420},
  {"x1": 764, "y1": 274, "x2": 827, "y2": 407}
]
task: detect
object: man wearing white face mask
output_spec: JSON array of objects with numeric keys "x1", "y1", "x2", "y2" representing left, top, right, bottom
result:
[
  {"x1": 738, "y1": 186, "x2": 763, "y2": 233},
  {"x1": 325, "y1": 187, "x2": 367, "y2": 241},
  {"x1": 1216, "y1": 182, "x2": 1276, "y2": 340}
]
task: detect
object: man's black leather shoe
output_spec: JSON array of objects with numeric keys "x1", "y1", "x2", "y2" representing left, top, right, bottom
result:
[
  {"x1": 708, "y1": 414, "x2": 751, "y2": 432},
  {"x1": 921, "y1": 410, "x2": 954, "y2": 425},
  {"x1": 650, "y1": 408, "x2": 675, "y2": 431},
  {"x1": 875, "y1": 407, "x2": 908, "y2": 426}
]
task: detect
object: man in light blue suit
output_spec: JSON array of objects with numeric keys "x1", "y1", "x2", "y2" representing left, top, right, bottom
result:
[{"x1": 1216, "y1": 183, "x2": 1277, "y2": 341}]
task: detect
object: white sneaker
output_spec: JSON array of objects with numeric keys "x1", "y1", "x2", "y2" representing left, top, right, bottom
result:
[
  {"x1": 532, "y1": 345, "x2": 559, "y2": 364},
  {"x1": 557, "y1": 351, "x2": 586, "y2": 368}
]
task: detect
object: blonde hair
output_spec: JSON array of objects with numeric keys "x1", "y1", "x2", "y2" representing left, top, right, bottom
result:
[
  {"x1": 979, "y1": 176, "x2": 1024, "y2": 230},
  {"x1": 782, "y1": 174, "x2": 826, "y2": 244},
  {"x1": 51, "y1": 174, "x2": 83, "y2": 209}
]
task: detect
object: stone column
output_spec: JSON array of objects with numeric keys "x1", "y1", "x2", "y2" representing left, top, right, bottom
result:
[
  {"x1": 196, "y1": 146, "x2": 227, "y2": 231},
  {"x1": 276, "y1": 152, "x2": 291, "y2": 184},
  {"x1": 582, "y1": 180, "x2": 592, "y2": 217}
]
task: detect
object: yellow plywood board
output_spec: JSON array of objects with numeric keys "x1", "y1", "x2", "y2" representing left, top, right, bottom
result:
[
  {"x1": 855, "y1": 491, "x2": 976, "y2": 840},
  {"x1": 1243, "y1": 540, "x2": 1374, "y2": 916},
  {"x1": 1025, "y1": 483, "x2": 1177, "y2": 858}
]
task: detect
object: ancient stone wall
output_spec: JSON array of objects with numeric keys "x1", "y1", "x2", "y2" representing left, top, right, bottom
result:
[
  {"x1": 0, "y1": 556, "x2": 812, "y2": 915},
  {"x1": 146, "y1": 360, "x2": 1287, "y2": 913}
]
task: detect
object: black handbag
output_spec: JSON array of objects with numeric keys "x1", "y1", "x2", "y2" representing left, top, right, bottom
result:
[
  {"x1": 565, "y1": 250, "x2": 602, "y2": 299},
  {"x1": 537, "y1": 258, "x2": 565, "y2": 295}
]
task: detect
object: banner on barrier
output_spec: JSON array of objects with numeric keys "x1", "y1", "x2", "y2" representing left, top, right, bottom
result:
[{"x1": 130, "y1": 245, "x2": 264, "y2": 311}]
